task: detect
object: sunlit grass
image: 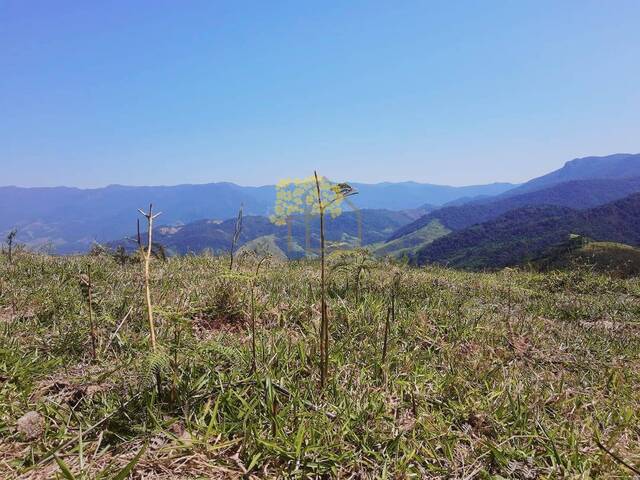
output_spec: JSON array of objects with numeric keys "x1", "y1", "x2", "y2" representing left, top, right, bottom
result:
[{"x1": 1, "y1": 252, "x2": 639, "y2": 477}]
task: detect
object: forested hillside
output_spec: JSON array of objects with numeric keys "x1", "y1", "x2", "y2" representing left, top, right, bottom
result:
[{"x1": 414, "y1": 193, "x2": 640, "y2": 269}]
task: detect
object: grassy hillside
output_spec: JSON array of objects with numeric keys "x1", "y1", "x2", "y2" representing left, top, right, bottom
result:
[
  {"x1": 1, "y1": 252, "x2": 639, "y2": 477},
  {"x1": 535, "y1": 239, "x2": 640, "y2": 278},
  {"x1": 374, "y1": 219, "x2": 450, "y2": 258},
  {"x1": 236, "y1": 234, "x2": 291, "y2": 261}
]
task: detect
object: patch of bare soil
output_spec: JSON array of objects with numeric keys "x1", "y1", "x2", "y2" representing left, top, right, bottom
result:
[
  {"x1": 0, "y1": 307, "x2": 14, "y2": 323},
  {"x1": 30, "y1": 378, "x2": 111, "y2": 407},
  {"x1": 190, "y1": 318, "x2": 247, "y2": 347}
]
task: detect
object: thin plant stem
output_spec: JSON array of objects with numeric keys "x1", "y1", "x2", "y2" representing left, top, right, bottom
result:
[
  {"x1": 87, "y1": 265, "x2": 97, "y2": 359},
  {"x1": 138, "y1": 204, "x2": 162, "y2": 353},
  {"x1": 7, "y1": 230, "x2": 16, "y2": 264},
  {"x1": 381, "y1": 305, "x2": 391, "y2": 365},
  {"x1": 382, "y1": 273, "x2": 400, "y2": 370},
  {"x1": 314, "y1": 171, "x2": 328, "y2": 389},
  {"x1": 250, "y1": 256, "x2": 268, "y2": 373},
  {"x1": 229, "y1": 204, "x2": 243, "y2": 270}
]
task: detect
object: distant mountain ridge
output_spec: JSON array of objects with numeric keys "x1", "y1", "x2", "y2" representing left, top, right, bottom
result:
[
  {"x1": 388, "y1": 176, "x2": 640, "y2": 242},
  {"x1": 4, "y1": 152, "x2": 639, "y2": 257},
  {"x1": 0, "y1": 182, "x2": 274, "y2": 253},
  {"x1": 497, "y1": 153, "x2": 640, "y2": 198},
  {"x1": 382, "y1": 154, "x2": 640, "y2": 258},
  {"x1": 350, "y1": 181, "x2": 516, "y2": 209},
  {"x1": 0, "y1": 180, "x2": 516, "y2": 253}
]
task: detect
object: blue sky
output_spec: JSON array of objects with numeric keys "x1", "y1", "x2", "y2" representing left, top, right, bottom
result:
[{"x1": 2, "y1": 1, "x2": 639, "y2": 187}]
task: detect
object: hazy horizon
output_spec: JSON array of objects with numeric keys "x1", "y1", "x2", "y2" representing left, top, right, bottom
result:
[
  {"x1": 1, "y1": 180, "x2": 518, "y2": 190},
  {"x1": 1, "y1": 176, "x2": 522, "y2": 190},
  {"x1": 4, "y1": 152, "x2": 640, "y2": 190},
  {"x1": 3, "y1": 1, "x2": 640, "y2": 187}
]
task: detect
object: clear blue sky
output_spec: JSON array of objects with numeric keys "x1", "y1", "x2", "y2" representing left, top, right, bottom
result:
[{"x1": 2, "y1": 1, "x2": 639, "y2": 188}]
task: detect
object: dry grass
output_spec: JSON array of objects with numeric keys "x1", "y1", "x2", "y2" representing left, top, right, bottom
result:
[{"x1": 1, "y1": 252, "x2": 639, "y2": 478}]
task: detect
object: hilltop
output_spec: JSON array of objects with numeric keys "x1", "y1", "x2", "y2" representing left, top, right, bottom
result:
[
  {"x1": 501, "y1": 153, "x2": 640, "y2": 197},
  {"x1": 534, "y1": 237, "x2": 640, "y2": 277}
]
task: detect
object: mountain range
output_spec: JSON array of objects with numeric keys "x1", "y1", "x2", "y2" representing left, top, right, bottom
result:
[
  {"x1": 497, "y1": 153, "x2": 640, "y2": 197},
  {"x1": 0, "y1": 180, "x2": 514, "y2": 253},
  {"x1": 382, "y1": 176, "x2": 640, "y2": 256},
  {"x1": 3, "y1": 152, "x2": 640, "y2": 270},
  {"x1": 380, "y1": 153, "x2": 640, "y2": 260}
]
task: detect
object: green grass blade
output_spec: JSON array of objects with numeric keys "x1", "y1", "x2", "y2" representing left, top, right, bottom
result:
[
  {"x1": 111, "y1": 442, "x2": 148, "y2": 480},
  {"x1": 54, "y1": 455, "x2": 77, "y2": 480}
]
